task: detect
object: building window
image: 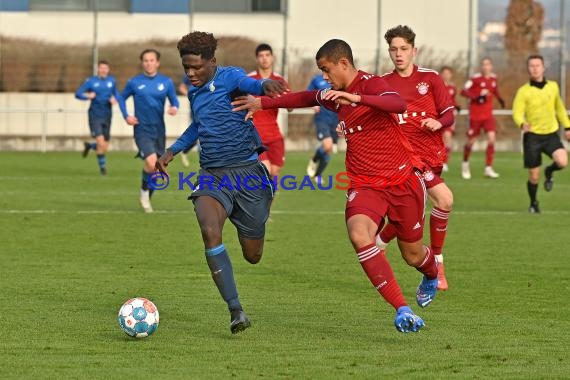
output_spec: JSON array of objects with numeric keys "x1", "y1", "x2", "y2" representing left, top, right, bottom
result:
[
  {"x1": 29, "y1": 0, "x2": 129, "y2": 12},
  {"x1": 251, "y1": 0, "x2": 281, "y2": 12},
  {"x1": 192, "y1": 0, "x2": 282, "y2": 13}
]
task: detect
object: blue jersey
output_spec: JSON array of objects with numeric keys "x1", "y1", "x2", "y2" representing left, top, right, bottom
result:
[
  {"x1": 121, "y1": 73, "x2": 179, "y2": 136},
  {"x1": 307, "y1": 74, "x2": 339, "y2": 126},
  {"x1": 75, "y1": 75, "x2": 122, "y2": 119},
  {"x1": 170, "y1": 66, "x2": 268, "y2": 168}
]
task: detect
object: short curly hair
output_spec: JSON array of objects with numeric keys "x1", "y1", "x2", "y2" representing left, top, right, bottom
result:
[
  {"x1": 177, "y1": 31, "x2": 218, "y2": 60},
  {"x1": 384, "y1": 25, "x2": 416, "y2": 46}
]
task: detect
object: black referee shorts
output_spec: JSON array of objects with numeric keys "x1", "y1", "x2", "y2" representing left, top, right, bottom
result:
[{"x1": 523, "y1": 132, "x2": 564, "y2": 168}]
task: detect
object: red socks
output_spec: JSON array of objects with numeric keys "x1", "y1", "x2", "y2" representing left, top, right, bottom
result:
[
  {"x1": 485, "y1": 144, "x2": 495, "y2": 166},
  {"x1": 430, "y1": 207, "x2": 450, "y2": 255},
  {"x1": 356, "y1": 244, "x2": 407, "y2": 310},
  {"x1": 416, "y1": 246, "x2": 438, "y2": 280},
  {"x1": 463, "y1": 143, "x2": 472, "y2": 162},
  {"x1": 379, "y1": 223, "x2": 397, "y2": 245}
]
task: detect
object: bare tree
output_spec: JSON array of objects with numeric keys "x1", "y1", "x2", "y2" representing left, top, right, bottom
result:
[{"x1": 504, "y1": 0, "x2": 544, "y2": 69}]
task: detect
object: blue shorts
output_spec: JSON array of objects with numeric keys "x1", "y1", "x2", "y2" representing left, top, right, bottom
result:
[
  {"x1": 189, "y1": 160, "x2": 274, "y2": 239},
  {"x1": 134, "y1": 133, "x2": 165, "y2": 159},
  {"x1": 89, "y1": 116, "x2": 111, "y2": 141},
  {"x1": 315, "y1": 120, "x2": 338, "y2": 144}
]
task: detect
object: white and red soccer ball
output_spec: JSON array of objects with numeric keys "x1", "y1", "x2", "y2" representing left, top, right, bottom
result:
[{"x1": 117, "y1": 297, "x2": 159, "y2": 338}]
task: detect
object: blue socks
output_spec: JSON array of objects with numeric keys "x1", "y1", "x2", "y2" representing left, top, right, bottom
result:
[
  {"x1": 316, "y1": 151, "x2": 331, "y2": 177},
  {"x1": 97, "y1": 154, "x2": 106, "y2": 170},
  {"x1": 312, "y1": 146, "x2": 331, "y2": 176},
  {"x1": 312, "y1": 145, "x2": 326, "y2": 162},
  {"x1": 205, "y1": 244, "x2": 241, "y2": 311},
  {"x1": 141, "y1": 170, "x2": 150, "y2": 191}
]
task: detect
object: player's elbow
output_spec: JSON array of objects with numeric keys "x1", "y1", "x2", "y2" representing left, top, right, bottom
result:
[{"x1": 394, "y1": 98, "x2": 406, "y2": 113}]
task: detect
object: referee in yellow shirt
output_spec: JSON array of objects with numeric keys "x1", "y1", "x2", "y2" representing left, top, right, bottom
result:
[{"x1": 512, "y1": 55, "x2": 570, "y2": 213}]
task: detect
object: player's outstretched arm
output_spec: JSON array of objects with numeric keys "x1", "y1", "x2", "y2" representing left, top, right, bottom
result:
[
  {"x1": 232, "y1": 91, "x2": 320, "y2": 120},
  {"x1": 231, "y1": 95, "x2": 262, "y2": 120},
  {"x1": 168, "y1": 123, "x2": 199, "y2": 155},
  {"x1": 261, "y1": 79, "x2": 289, "y2": 98}
]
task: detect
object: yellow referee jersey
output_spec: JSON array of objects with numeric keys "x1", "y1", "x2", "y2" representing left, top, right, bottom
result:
[{"x1": 512, "y1": 80, "x2": 570, "y2": 135}]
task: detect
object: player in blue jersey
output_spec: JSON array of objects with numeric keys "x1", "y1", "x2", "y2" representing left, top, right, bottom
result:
[
  {"x1": 120, "y1": 49, "x2": 179, "y2": 213},
  {"x1": 306, "y1": 73, "x2": 340, "y2": 180},
  {"x1": 75, "y1": 60, "x2": 124, "y2": 175},
  {"x1": 155, "y1": 31, "x2": 287, "y2": 334}
]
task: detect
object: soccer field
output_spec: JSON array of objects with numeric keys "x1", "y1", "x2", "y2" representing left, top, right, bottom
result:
[{"x1": 1, "y1": 151, "x2": 569, "y2": 379}]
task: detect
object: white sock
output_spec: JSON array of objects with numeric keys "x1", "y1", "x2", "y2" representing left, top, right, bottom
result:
[{"x1": 375, "y1": 234, "x2": 388, "y2": 249}]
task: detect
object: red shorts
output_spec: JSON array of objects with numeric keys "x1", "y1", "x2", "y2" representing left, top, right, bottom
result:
[
  {"x1": 468, "y1": 118, "x2": 496, "y2": 137},
  {"x1": 423, "y1": 166, "x2": 444, "y2": 189},
  {"x1": 258, "y1": 138, "x2": 285, "y2": 167},
  {"x1": 345, "y1": 172, "x2": 427, "y2": 243}
]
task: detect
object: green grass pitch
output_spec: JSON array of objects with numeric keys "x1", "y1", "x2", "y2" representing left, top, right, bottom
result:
[{"x1": 0, "y1": 150, "x2": 569, "y2": 379}]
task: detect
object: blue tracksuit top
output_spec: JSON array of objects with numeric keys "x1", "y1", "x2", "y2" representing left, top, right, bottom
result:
[
  {"x1": 120, "y1": 73, "x2": 179, "y2": 136},
  {"x1": 75, "y1": 75, "x2": 123, "y2": 119}
]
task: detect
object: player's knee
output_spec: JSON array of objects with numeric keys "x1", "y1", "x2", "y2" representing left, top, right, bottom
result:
[
  {"x1": 199, "y1": 224, "x2": 222, "y2": 246},
  {"x1": 400, "y1": 247, "x2": 423, "y2": 267},
  {"x1": 556, "y1": 155, "x2": 568, "y2": 168},
  {"x1": 243, "y1": 248, "x2": 263, "y2": 264},
  {"x1": 322, "y1": 140, "x2": 333, "y2": 154},
  {"x1": 348, "y1": 229, "x2": 371, "y2": 249},
  {"x1": 528, "y1": 171, "x2": 540, "y2": 184},
  {"x1": 436, "y1": 191, "x2": 453, "y2": 211}
]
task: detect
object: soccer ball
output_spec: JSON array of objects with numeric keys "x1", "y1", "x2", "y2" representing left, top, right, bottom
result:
[{"x1": 117, "y1": 297, "x2": 159, "y2": 338}]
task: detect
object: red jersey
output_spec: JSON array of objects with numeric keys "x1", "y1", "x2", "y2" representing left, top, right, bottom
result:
[
  {"x1": 318, "y1": 71, "x2": 417, "y2": 185},
  {"x1": 247, "y1": 70, "x2": 288, "y2": 142},
  {"x1": 382, "y1": 66, "x2": 455, "y2": 168},
  {"x1": 445, "y1": 82, "x2": 459, "y2": 109},
  {"x1": 461, "y1": 73, "x2": 501, "y2": 121}
]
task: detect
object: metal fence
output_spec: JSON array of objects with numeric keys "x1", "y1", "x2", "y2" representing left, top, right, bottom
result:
[{"x1": 2, "y1": 107, "x2": 567, "y2": 153}]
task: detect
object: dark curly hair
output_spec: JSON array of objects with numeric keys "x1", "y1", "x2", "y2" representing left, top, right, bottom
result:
[
  {"x1": 384, "y1": 25, "x2": 416, "y2": 46},
  {"x1": 177, "y1": 31, "x2": 218, "y2": 59}
]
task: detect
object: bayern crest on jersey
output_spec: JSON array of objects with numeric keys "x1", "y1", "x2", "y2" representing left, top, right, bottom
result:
[
  {"x1": 416, "y1": 82, "x2": 429, "y2": 95},
  {"x1": 424, "y1": 171, "x2": 435, "y2": 182}
]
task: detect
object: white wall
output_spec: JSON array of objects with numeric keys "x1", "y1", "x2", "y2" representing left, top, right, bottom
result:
[{"x1": 0, "y1": 93, "x2": 191, "y2": 137}]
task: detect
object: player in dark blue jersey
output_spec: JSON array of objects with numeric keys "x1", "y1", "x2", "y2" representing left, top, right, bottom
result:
[
  {"x1": 306, "y1": 74, "x2": 340, "y2": 180},
  {"x1": 120, "y1": 49, "x2": 179, "y2": 213},
  {"x1": 155, "y1": 31, "x2": 287, "y2": 334},
  {"x1": 75, "y1": 60, "x2": 124, "y2": 175}
]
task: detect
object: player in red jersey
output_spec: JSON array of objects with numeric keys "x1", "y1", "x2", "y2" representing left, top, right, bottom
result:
[
  {"x1": 247, "y1": 44, "x2": 290, "y2": 177},
  {"x1": 376, "y1": 25, "x2": 455, "y2": 291},
  {"x1": 232, "y1": 39, "x2": 439, "y2": 333},
  {"x1": 440, "y1": 66, "x2": 461, "y2": 173},
  {"x1": 461, "y1": 57, "x2": 505, "y2": 179}
]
